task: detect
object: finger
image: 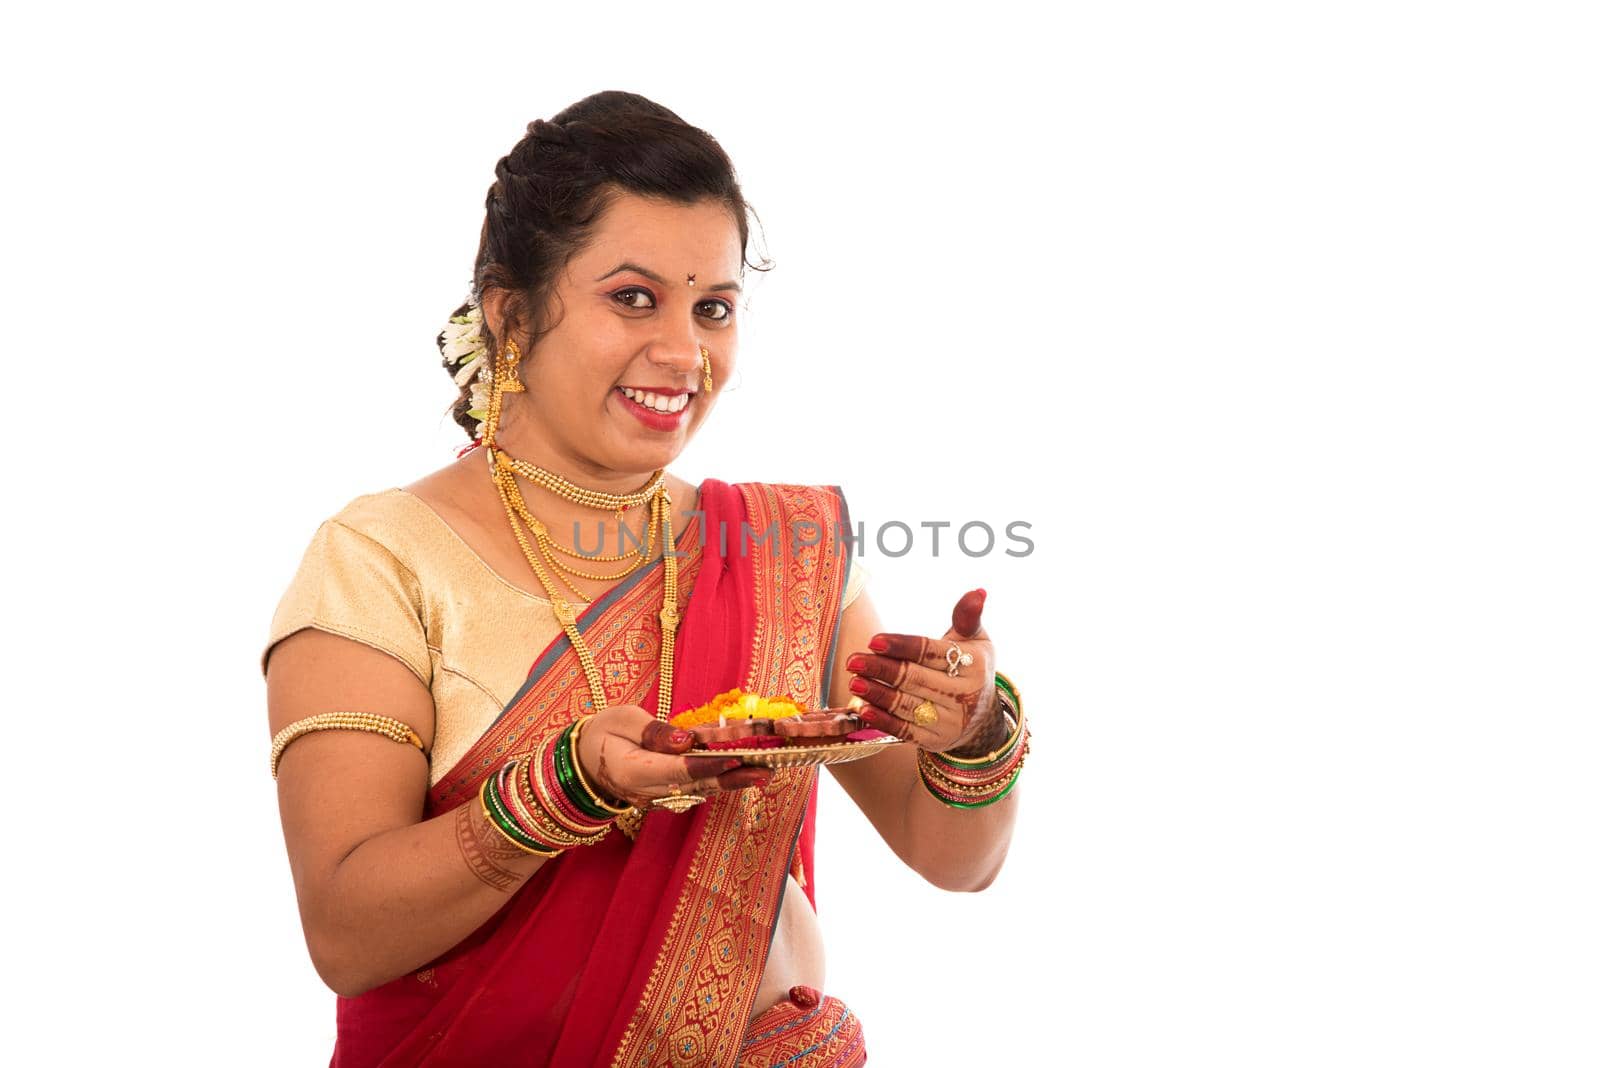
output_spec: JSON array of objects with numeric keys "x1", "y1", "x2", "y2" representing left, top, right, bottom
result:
[
  {"x1": 677, "y1": 766, "x2": 769, "y2": 797},
  {"x1": 846, "y1": 651, "x2": 912, "y2": 688},
  {"x1": 848, "y1": 652, "x2": 976, "y2": 698},
  {"x1": 866, "y1": 632, "x2": 940, "y2": 666},
  {"x1": 855, "y1": 702, "x2": 914, "y2": 741},
  {"x1": 603, "y1": 748, "x2": 739, "y2": 802},
  {"x1": 716, "y1": 767, "x2": 772, "y2": 791},
  {"x1": 946, "y1": 588, "x2": 988, "y2": 641},
  {"x1": 854, "y1": 654, "x2": 991, "y2": 727},
  {"x1": 850, "y1": 675, "x2": 940, "y2": 725},
  {"x1": 640, "y1": 720, "x2": 695, "y2": 754},
  {"x1": 686, "y1": 754, "x2": 746, "y2": 781},
  {"x1": 681, "y1": 775, "x2": 726, "y2": 797}
]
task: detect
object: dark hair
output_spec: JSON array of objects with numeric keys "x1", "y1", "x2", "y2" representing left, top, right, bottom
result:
[{"x1": 437, "y1": 90, "x2": 770, "y2": 440}]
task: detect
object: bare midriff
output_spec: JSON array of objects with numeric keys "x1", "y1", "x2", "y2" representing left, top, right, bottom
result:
[{"x1": 748, "y1": 874, "x2": 827, "y2": 1023}]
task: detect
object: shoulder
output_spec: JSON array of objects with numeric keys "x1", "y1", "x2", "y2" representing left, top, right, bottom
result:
[
  {"x1": 325, "y1": 487, "x2": 433, "y2": 545},
  {"x1": 308, "y1": 487, "x2": 464, "y2": 583},
  {"x1": 262, "y1": 489, "x2": 437, "y2": 682}
]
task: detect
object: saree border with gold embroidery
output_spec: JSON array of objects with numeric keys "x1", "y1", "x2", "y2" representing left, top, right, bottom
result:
[{"x1": 604, "y1": 483, "x2": 851, "y2": 1068}]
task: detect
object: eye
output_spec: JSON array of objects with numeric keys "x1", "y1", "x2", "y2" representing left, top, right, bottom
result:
[
  {"x1": 613, "y1": 286, "x2": 655, "y2": 310},
  {"x1": 697, "y1": 299, "x2": 733, "y2": 322}
]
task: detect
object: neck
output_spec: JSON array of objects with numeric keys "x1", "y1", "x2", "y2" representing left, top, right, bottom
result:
[{"x1": 484, "y1": 422, "x2": 665, "y2": 562}]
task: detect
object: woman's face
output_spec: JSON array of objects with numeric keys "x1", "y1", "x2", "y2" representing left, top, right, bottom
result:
[{"x1": 497, "y1": 191, "x2": 744, "y2": 481}]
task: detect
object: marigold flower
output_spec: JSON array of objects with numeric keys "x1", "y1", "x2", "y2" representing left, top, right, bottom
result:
[{"x1": 670, "y1": 689, "x2": 809, "y2": 729}]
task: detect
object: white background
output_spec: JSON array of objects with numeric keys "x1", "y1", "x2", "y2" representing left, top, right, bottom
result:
[{"x1": 4, "y1": 2, "x2": 1596, "y2": 1065}]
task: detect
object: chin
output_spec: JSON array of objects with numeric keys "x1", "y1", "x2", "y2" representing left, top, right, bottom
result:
[
  {"x1": 587, "y1": 434, "x2": 681, "y2": 477},
  {"x1": 603, "y1": 419, "x2": 701, "y2": 474}
]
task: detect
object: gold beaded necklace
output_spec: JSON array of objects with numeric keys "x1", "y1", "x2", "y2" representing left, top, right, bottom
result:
[
  {"x1": 478, "y1": 339, "x2": 681, "y2": 726},
  {"x1": 486, "y1": 446, "x2": 681, "y2": 722}
]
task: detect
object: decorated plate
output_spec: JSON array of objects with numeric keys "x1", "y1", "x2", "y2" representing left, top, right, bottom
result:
[{"x1": 702, "y1": 735, "x2": 902, "y2": 768}]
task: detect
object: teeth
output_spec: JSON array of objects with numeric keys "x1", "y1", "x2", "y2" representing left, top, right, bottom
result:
[{"x1": 621, "y1": 387, "x2": 691, "y2": 413}]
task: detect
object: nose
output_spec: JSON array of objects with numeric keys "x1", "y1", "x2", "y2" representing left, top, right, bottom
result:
[{"x1": 647, "y1": 318, "x2": 705, "y2": 378}]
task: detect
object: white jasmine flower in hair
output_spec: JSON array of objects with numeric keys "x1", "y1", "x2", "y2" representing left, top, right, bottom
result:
[
  {"x1": 441, "y1": 304, "x2": 486, "y2": 365},
  {"x1": 469, "y1": 378, "x2": 492, "y2": 415},
  {"x1": 453, "y1": 354, "x2": 482, "y2": 387}
]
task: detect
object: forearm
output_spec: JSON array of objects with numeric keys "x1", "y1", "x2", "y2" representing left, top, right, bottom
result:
[
  {"x1": 831, "y1": 740, "x2": 1021, "y2": 893},
  {"x1": 897, "y1": 759, "x2": 1020, "y2": 892},
  {"x1": 301, "y1": 802, "x2": 550, "y2": 997}
]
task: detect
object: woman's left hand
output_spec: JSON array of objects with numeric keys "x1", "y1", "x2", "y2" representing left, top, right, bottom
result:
[{"x1": 846, "y1": 588, "x2": 1001, "y2": 755}]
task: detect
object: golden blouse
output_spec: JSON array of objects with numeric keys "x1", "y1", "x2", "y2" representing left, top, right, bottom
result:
[{"x1": 261, "y1": 489, "x2": 867, "y2": 786}]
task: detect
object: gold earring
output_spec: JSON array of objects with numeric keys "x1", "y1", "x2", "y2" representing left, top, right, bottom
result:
[
  {"x1": 498, "y1": 338, "x2": 524, "y2": 392},
  {"x1": 482, "y1": 338, "x2": 524, "y2": 450},
  {"x1": 700, "y1": 345, "x2": 713, "y2": 392}
]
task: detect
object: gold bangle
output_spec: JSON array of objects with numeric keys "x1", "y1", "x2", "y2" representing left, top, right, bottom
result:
[
  {"x1": 918, "y1": 733, "x2": 1031, "y2": 793},
  {"x1": 271, "y1": 711, "x2": 427, "y2": 779},
  {"x1": 507, "y1": 783, "x2": 590, "y2": 849},
  {"x1": 567, "y1": 715, "x2": 631, "y2": 815},
  {"x1": 480, "y1": 775, "x2": 562, "y2": 857},
  {"x1": 936, "y1": 710, "x2": 1025, "y2": 767},
  {"x1": 524, "y1": 752, "x2": 610, "y2": 843}
]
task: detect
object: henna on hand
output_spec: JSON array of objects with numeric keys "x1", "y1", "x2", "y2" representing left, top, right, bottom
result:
[{"x1": 944, "y1": 688, "x2": 1008, "y2": 758}]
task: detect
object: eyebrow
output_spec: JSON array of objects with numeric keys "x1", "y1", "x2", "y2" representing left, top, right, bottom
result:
[{"x1": 595, "y1": 261, "x2": 742, "y2": 294}]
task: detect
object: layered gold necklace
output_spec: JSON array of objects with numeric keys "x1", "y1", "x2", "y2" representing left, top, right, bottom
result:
[
  {"x1": 477, "y1": 340, "x2": 681, "y2": 727},
  {"x1": 496, "y1": 453, "x2": 665, "y2": 603},
  {"x1": 486, "y1": 445, "x2": 680, "y2": 723}
]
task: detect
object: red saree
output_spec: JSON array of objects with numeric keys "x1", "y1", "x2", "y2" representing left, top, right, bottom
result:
[{"x1": 328, "y1": 479, "x2": 856, "y2": 1068}]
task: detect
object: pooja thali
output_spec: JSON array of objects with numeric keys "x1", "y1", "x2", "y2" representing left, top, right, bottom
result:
[
  {"x1": 673, "y1": 691, "x2": 901, "y2": 769},
  {"x1": 703, "y1": 734, "x2": 902, "y2": 769}
]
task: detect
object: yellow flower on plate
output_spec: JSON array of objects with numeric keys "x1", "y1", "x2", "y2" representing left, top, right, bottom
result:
[{"x1": 669, "y1": 688, "x2": 808, "y2": 728}]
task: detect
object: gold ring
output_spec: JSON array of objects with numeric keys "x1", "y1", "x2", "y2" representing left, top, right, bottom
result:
[
  {"x1": 912, "y1": 699, "x2": 939, "y2": 728},
  {"x1": 651, "y1": 783, "x2": 707, "y2": 814}
]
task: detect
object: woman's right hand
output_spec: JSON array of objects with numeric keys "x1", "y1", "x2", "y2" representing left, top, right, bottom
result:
[{"x1": 576, "y1": 704, "x2": 769, "y2": 808}]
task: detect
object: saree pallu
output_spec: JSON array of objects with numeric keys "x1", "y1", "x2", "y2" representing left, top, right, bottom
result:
[{"x1": 329, "y1": 479, "x2": 858, "y2": 1068}]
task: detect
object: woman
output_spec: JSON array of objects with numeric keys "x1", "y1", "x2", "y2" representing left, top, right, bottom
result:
[{"x1": 261, "y1": 91, "x2": 1027, "y2": 1067}]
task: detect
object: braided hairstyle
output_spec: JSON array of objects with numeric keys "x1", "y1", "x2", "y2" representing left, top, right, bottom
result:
[{"x1": 438, "y1": 91, "x2": 770, "y2": 441}]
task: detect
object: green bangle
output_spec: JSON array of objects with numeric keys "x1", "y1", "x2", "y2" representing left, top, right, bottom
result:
[
  {"x1": 481, "y1": 770, "x2": 560, "y2": 856},
  {"x1": 994, "y1": 671, "x2": 1020, "y2": 708},
  {"x1": 557, "y1": 719, "x2": 630, "y2": 818}
]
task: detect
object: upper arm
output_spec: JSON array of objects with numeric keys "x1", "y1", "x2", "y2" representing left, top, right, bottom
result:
[
  {"x1": 267, "y1": 629, "x2": 436, "y2": 883},
  {"x1": 262, "y1": 520, "x2": 437, "y2": 927}
]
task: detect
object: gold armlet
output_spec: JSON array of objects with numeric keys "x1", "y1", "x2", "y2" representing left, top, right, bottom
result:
[{"x1": 270, "y1": 712, "x2": 428, "y2": 779}]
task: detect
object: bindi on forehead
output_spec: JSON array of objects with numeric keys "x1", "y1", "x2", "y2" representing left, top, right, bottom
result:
[{"x1": 594, "y1": 260, "x2": 741, "y2": 294}]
